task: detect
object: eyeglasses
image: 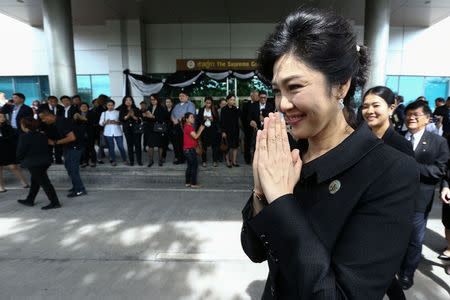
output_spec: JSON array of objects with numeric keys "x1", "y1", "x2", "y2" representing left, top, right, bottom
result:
[{"x1": 405, "y1": 113, "x2": 426, "y2": 118}]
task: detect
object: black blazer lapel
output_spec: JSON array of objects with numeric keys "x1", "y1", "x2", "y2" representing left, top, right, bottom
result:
[{"x1": 414, "y1": 130, "x2": 430, "y2": 157}]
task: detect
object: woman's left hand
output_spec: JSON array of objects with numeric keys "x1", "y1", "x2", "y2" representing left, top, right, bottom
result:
[{"x1": 257, "y1": 113, "x2": 302, "y2": 203}]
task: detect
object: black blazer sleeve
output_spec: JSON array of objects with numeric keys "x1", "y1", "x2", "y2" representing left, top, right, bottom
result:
[
  {"x1": 16, "y1": 133, "x2": 31, "y2": 162},
  {"x1": 242, "y1": 156, "x2": 418, "y2": 299},
  {"x1": 418, "y1": 136, "x2": 449, "y2": 183}
]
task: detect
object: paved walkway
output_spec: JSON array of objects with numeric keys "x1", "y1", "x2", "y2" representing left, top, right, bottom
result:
[{"x1": 0, "y1": 160, "x2": 449, "y2": 299}]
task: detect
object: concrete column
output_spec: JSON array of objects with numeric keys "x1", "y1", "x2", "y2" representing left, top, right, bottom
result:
[
  {"x1": 42, "y1": 0, "x2": 77, "y2": 97},
  {"x1": 364, "y1": 0, "x2": 390, "y2": 90},
  {"x1": 106, "y1": 19, "x2": 147, "y2": 103}
]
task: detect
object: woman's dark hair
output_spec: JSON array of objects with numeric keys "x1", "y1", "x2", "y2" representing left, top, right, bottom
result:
[
  {"x1": 363, "y1": 86, "x2": 395, "y2": 106},
  {"x1": 405, "y1": 100, "x2": 432, "y2": 116},
  {"x1": 258, "y1": 8, "x2": 369, "y2": 108},
  {"x1": 226, "y1": 94, "x2": 235, "y2": 101},
  {"x1": 181, "y1": 112, "x2": 194, "y2": 128},
  {"x1": 20, "y1": 117, "x2": 40, "y2": 131},
  {"x1": 121, "y1": 96, "x2": 136, "y2": 109},
  {"x1": 204, "y1": 96, "x2": 217, "y2": 118},
  {"x1": 80, "y1": 102, "x2": 90, "y2": 109},
  {"x1": 0, "y1": 112, "x2": 10, "y2": 126},
  {"x1": 97, "y1": 94, "x2": 109, "y2": 107}
]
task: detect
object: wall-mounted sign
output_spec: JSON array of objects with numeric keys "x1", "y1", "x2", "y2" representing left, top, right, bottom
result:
[{"x1": 177, "y1": 59, "x2": 258, "y2": 71}]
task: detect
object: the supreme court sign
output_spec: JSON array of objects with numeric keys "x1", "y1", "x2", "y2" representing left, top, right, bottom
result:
[{"x1": 177, "y1": 59, "x2": 258, "y2": 71}]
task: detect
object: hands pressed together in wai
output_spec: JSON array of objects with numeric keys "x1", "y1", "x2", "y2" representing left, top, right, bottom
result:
[{"x1": 253, "y1": 112, "x2": 302, "y2": 204}]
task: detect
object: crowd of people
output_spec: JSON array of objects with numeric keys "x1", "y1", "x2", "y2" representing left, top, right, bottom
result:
[{"x1": 0, "y1": 89, "x2": 276, "y2": 201}]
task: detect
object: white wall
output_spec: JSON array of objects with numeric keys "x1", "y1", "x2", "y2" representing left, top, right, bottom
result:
[{"x1": 0, "y1": 11, "x2": 449, "y2": 83}]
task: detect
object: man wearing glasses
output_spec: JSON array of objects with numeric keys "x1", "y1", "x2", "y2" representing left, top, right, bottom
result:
[{"x1": 397, "y1": 100, "x2": 449, "y2": 290}]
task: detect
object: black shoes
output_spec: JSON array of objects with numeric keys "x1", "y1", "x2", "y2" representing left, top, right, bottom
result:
[
  {"x1": 17, "y1": 199, "x2": 34, "y2": 207},
  {"x1": 147, "y1": 161, "x2": 154, "y2": 167},
  {"x1": 41, "y1": 203, "x2": 61, "y2": 210},
  {"x1": 67, "y1": 191, "x2": 87, "y2": 198},
  {"x1": 138, "y1": 161, "x2": 143, "y2": 166},
  {"x1": 438, "y1": 251, "x2": 450, "y2": 260},
  {"x1": 397, "y1": 274, "x2": 413, "y2": 290},
  {"x1": 232, "y1": 163, "x2": 240, "y2": 167}
]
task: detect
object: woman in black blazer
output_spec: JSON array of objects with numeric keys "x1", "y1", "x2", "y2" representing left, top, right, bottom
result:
[
  {"x1": 241, "y1": 8, "x2": 419, "y2": 299},
  {"x1": 197, "y1": 96, "x2": 219, "y2": 167},
  {"x1": 74, "y1": 102, "x2": 98, "y2": 167},
  {"x1": 361, "y1": 86, "x2": 414, "y2": 157},
  {"x1": 361, "y1": 86, "x2": 415, "y2": 300},
  {"x1": 0, "y1": 112, "x2": 29, "y2": 192},
  {"x1": 119, "y1": 96, "x2": 143, "y2": 166},
  {"x1": 16, "y1": 118, "x2": 60, "y2": 210},
  {"x1": 143, "y1": 95, "x2": 169, "y2": 167}
]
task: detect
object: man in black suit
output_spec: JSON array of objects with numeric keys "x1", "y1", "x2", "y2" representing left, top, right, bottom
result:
[
  {"x1": 241, "y1": 91, "x2": 259, "y2": 164},
  {"x1": 38, "y1": 95, "x2": 64, "y2": 116},
  {"x1": 60, "y1": 95, "x2": 80, "y2": 120},
  {"x1": 38, "y1": 96, "x2": 65, "y2": 163},
  {"x1": 0, "y1": 93, "x2": 33, "y2": 134},
  {"x1": 397, "y1": 100, "x2": 449, "y2": 289},
  {"x1": 392, "y1": 95, "x2": 405, "y2": 132}
]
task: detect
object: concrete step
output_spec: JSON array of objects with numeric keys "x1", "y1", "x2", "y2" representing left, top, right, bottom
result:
[{"x1": 2, "y1": 163, "x2": 254, "y2": 189}]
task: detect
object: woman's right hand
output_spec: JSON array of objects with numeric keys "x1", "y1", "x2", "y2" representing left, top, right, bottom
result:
[
  {"x1": 222, "y1": 132, "x2": 227, "y2": 138},
  {"x1": 441, "y1": 187, "x2": 450, "y2": 204}
]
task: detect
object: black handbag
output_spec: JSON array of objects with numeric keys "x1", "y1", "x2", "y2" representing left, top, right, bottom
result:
[
  {"x1": 153, "y1": 122, "x2": 167, "y2": 133},
  {"x1": 133, "y1": 120, "x2": 144, "y2": 135}
]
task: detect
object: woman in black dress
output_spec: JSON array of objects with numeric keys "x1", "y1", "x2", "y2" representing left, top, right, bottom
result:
[
  {"x1": 143, "y1": 95, "x2": 169, "y2": 167},
  {"x1": 241, "y1": 8, "x2": 419, "y2": 299},
  {"x1": 361, "y1": 86, "x2": 414, "y2": 300},
  {"x1": 119, "y1": 96, "x2": 143, "y2": 166},
  {"x1": 197, "y1": 96, "x2": 219, "y2": 167},
  {"x1": 220, "y1": 94, "x2": 240, "y2": 168},
  {"x1": 162, "y1": 97, "x2": 174, "y2": 161},
  {"x1": 93, "y1": 95, "x2": 108, "y2": 163},
  {"x1": 0, "y1": 112, "x2": 29, "y2": 192},
  {"x1": 74, "y1": 102, "x2": 98, "y2": 167}
]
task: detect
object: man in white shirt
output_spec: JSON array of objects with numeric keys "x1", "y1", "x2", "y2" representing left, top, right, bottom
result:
[
  {"x1": 398, "y1": 100, "x2": 449, "y2": 290},
  {"x1": 60, "y1": 95, "x2": 80, "y2": 120}
]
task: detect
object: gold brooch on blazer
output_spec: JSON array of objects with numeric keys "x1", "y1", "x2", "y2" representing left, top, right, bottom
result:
[{"x1": 329, "y1": 180, "x2": 341, "y2": 194}]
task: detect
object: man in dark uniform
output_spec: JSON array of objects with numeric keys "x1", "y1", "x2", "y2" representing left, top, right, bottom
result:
[
  {"x1": 38, "y1": 95, "x2": 65, "y2": 163},
  {"x1": 397, "y1": 101, "x2": 449, "y2": 289},
  {"x1": 60, "y1": 95, "x2": 80, "y2": 120},
  {"x1": 241, "y1": 91, "x2": 259, "y2": 164},
  {"x1": 0, "y1": 93, "x2": 33, "y2": 134},
  {"x1": 39, "y1": 110, "x2": 87, "y2": 198}
]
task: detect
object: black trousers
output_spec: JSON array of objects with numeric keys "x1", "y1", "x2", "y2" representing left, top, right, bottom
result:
[
  {"x1": 124, "y1": 128, "x2": 142, "y2": 164},
  {"x1": 162, "y1": 129, "x2": 174, "y2": 159},
  {"x1": 26, "y1": 166, "x2": 59, "y2": 205},
  {"x1": 243, "y1": 127, "x2": 253, "y2": 163},
  {"x1": 201, "y1": 141, "x2": 218, "y2": 163},
  {"x1": 48, "y1": 145, "x2": 63, "y2": 163},
  {"x1": 173, "y1": 124, "x2": 185, "y2": 162},
  {"x1": 82, "y1": 131, "x2": 96, "y2": 164}
]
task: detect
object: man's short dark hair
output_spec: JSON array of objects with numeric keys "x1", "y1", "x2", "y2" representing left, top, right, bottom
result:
[
  {"x1": 60, "y1": 95, "x2": 71, "y2": 101},
  {"x1": 259, "y1": 91, "x2": 267, "y2": 96},
  {"x1": 180, "y1": 91, "x2": 188, "y2": 96},
  {"x1": 13, "y1": 93, "x2": 25, "y2": 100},
  {"x1": 405, "y1": 100, "x2": 431, "y2": 115},
  {"x1": 48, "y1": 96, "x2": 58, "y2": 102},
  {"x1": 72, "y1": 95, "x2": 81, "y2": 99}
]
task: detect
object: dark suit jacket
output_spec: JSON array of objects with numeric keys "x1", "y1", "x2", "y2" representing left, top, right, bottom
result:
[
  {"x1": 62, "y1": 105, "x2": 80, "y2": 120},
  {"x1": 248, "y1": 101, "x2": 275, "y2": 129},
  {"x1": 411, "y1": 130, "x2": 449, "y2": 213},
  {"x1": 241, "y1": 124, "x2": 419, "y2": 299},
  {"x1": 382, "y1": 126, "x2": 414, "y2": 157},
  {"x1": 38, "y1": 103, "x2": 64, "y2": 117},
  {"x1": 16, "y1": 131, "x2": 52, "y2": 168},
  {"x1": 0, "y1": 104, "x2": 33, "y2": 133},
  {"x1": 392, "y1": 103, "x2": 405, "y2": 131}
]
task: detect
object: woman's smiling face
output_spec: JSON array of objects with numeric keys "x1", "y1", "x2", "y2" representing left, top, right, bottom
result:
[
  {"x1": 362, "y1": 94, "x2": 393, "y2": 129},
  {"x1": 272, "y1": 53, "x2": 342, "y2": 140}
]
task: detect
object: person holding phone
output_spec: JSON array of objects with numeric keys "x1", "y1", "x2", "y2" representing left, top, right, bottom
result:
[{"x1": 99, "y1": 100, "x2": 128, "y2": 166}]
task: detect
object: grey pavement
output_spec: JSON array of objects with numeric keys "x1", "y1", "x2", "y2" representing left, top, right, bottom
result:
[{"x1": 0, "y1": 152, "x2": 449, "y2": 299}]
